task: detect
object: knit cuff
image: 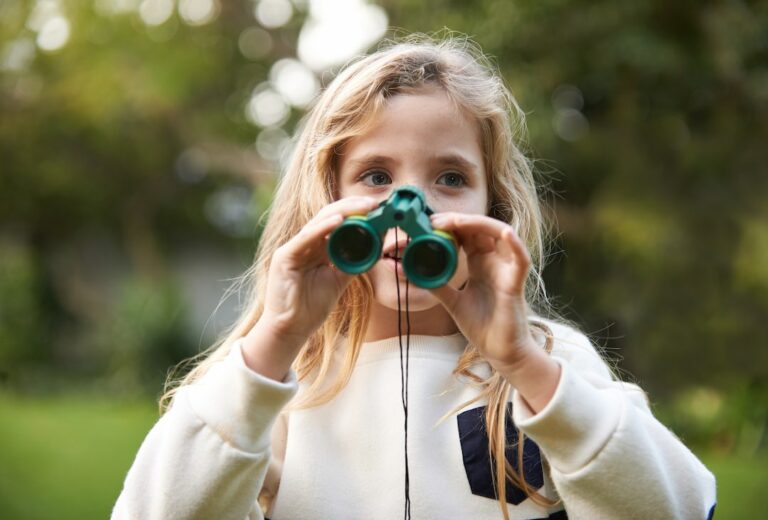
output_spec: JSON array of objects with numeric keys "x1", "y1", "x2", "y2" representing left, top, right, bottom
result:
[
  {"x1": 511, "y1": 357, "x2": 623, "y2": 474},
  {"x1": 186, "y1": 338, "x2": 299, "y2": 454}
]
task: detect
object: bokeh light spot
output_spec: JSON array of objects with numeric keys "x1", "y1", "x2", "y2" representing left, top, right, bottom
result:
[
  {"x1": 298, "y1": 0, "x2": 387, "y2": 71},
  {"x1": 26, "y1": 0, "x2": 60, "y2": 32},
  {"x1": 553, "y1": 108, "x2": 589, "y2": 142},
  {"x1": 204, "y1": 186, "x2": 255, "y2": 237},
  {"x1": 270, "y1": 58, "x2": 319, "y2": 107},
  {"x1": 245, "y1": 84, "x2": 290, "y2": 127},
  {"x1": 94, "y1": 0, "x2": 141, "y2": 16},
  {"x1": 139, "y1": 0, "x2": 175, "y2": 26},
  {"x1": 552, "y1": 84, "x2": 584, "y2": 111},
  {"x1": 178, "y1": 0, "x2": 220, "y2": 26},
  {"x1": 256, "y1": 127, "x2": 290, "y2": 163},
  {"x1": 1, "y1": 38, "x2": 36, "y2": 72},
  {"x1": 255, "y1": 0, "x2": 293, "y2": 29},
  {"x1": 238, "y1": 27, "x2": 273, "y2": 60},
  {"x1": 175, "y1": 148, "x2": 210, "y2": 184},
  {"x1": 37, "y1": 16, "x2": 70, "y2": 52}
]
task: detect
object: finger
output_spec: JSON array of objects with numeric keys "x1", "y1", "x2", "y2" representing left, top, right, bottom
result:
[
  {"x1": 432, "y1": 213, "x2": 514, "y2": 259},
  {"x1": 431, "y1": 212, "x2": 510, "y2": 241},
  {"x1": 462, "y1": 231, "x2": 496, "y2": 256},
  {"x1": 502, "y1": 228, "x2": 532, "y2": 292},
  {"x1": 283, "y1": 213, "x2": 344, "y2": 265},
  {"x1": 434, "y1": 213, "x2": 532, "y2": 291},
  {"x1": 284, "y1": 197, "x2": 379, "y2": 265},
  {"x1": 314, "y1": 196, "x2": 380, "y2": 222}
]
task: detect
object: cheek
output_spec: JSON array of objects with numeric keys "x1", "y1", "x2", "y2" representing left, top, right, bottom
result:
[
  {"x1": 337, "y1": 182, "x2": 358, "y2": 199},
  {"x1": 431, "y1": 191, "x2": 489, "y2": 216}
]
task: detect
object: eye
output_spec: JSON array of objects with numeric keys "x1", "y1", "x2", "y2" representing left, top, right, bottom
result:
[
  {"x1": 437, "y1": 171, "x2": 467, "y2": 187},
  {"x1": 360, "y1": 170, "x2": 392, "y2": 186}
]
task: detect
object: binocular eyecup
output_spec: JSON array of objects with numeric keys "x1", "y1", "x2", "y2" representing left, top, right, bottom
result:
[{"x1": 327, "y1": 186, "x2": 458, "y2": 289}]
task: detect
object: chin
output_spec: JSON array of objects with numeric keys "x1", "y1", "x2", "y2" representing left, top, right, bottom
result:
[
  {"x1": 372, "y1": 283, "x2": 440, "y2": 313},
  {"x1": 367, "y1": 258, "x2": 467, "y2": 313},
  {"x1": 371, "y1": 265, "x2": 440, "y2": 312}
]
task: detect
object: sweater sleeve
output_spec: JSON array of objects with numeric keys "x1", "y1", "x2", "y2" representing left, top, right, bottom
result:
[
  {"x1": 511, "y1": 324, "x2": 717, "y2": 520},
  {"x1": 111, "y1": 339, "x2": 299, "y2": 520}
]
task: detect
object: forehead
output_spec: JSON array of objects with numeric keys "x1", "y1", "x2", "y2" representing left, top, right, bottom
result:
[{"x1": 338, "y1": 88, "x2": 484, "y2": 168}]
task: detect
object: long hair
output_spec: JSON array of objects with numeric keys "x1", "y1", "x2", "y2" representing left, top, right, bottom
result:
[{"x1": 162, "y1": 34, "x2": 563, "y2": 517}]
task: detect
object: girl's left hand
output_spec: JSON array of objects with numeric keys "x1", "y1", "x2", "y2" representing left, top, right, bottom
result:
[{"x1": 428, "y1": 212, "x2": 542, "y2": 373}]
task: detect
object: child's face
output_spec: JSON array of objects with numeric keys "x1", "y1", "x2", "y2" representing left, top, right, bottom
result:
[{"x1": 336, "y1": 87, "x2": 488, "y2": 316}]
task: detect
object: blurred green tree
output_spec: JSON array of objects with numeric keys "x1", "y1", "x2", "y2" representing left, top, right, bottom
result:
[
  {"x1": 383, "y1": 0, "x2": 768, "y2": 403},
  {"x1": 1, "y1": 0, "x2": 767, "y2": 432},
  {"x1": 0, "y1": 0, "x2": 305, "y2": 393}
]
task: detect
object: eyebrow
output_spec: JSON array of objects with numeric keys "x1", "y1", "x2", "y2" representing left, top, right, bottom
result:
[
  {"x1": 431, "y1": 153, "x2": 481, "y2": 174},
  {"x1": 346, "y1": 154, "x2": 399, "y2": 170},
  {"x1": 345, "y1": 153, "x2": 481, "y2": 175}
]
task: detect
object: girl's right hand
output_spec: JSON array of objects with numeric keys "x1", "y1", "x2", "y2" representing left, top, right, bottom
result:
[{"x1": 259, "y1": 196, "x2": 381, "y2": 344}]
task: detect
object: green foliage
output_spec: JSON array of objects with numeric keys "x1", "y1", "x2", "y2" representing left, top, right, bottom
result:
[
  {"x1": 1, "y1": 0, "x2": 766, "y2": 456},
  {"x1": 655, "y1": 382, "x2": 768, "y2": 456},
  {"x1": 384, "y1": 0, "x2": 768, "y2": 400},
  {"x1": 1, "y1": 1, "x2": 276, "y2": 242},
  {"x1": 0, "y1": 1, "x2": 298, "y2": 393},
  {"x1": 96, "y1": 277, "x2": 194, "y2": 394},
  {"x1": 0, "y1": 239, "x2": 48, "y2": 368}
]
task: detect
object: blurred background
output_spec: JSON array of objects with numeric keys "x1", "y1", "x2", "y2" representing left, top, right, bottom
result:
[{"x1": 1, "y1": 0, "x2": 766, "y2": 517}]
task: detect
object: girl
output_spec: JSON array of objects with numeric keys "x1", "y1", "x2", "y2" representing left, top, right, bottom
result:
[{"x1": 113, "y1": 36, "x2": 717, "y2": 519}]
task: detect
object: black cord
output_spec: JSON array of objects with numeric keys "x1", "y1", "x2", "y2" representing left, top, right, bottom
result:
[{"x1": 394, "y1": 228, "x2": 412, "y2": 520}]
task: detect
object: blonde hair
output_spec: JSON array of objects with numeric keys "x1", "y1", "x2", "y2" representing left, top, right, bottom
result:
[{"x1": 162, "y1": 34, "x2": 562, "y2": 517}]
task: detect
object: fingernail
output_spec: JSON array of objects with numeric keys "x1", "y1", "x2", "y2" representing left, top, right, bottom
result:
[{"x1": 432, "y1": 217, "x2": 447, "y2": 227}]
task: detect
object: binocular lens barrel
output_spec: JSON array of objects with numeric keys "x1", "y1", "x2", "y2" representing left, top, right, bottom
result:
[
  {"x1": 335, "y1": 225, "x2": 374, "y2": 264},
  {"x1": 326, "y1": 186, "x2": 457, "y2": 287},
  {"x1": 402, "y1": 234, "x2": 456, "y2": 288},
  {"x1": 327, "y1": 219, "x2": 381, "y2": 274},
  {"x1": 407, "y1": 240, "x2": 448, "y2": 279}
]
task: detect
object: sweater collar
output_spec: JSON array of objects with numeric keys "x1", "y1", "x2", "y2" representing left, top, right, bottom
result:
[{"x1": 344, "y1": 332, "x2": 469, "y2": 363}]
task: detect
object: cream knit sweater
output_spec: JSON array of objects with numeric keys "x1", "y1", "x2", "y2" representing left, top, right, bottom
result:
[{"x1": 112, "y1": 320, "x2": 716, "y2": 519}]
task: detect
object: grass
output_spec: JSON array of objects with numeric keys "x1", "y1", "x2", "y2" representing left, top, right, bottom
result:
[
  {"x1": 0, "y1": 392, "x2": 159, "y2": 520},
  {"x1": 701, "y1": 452, "x2": 768, "y2": 518},
  {"x1": 0, "y1": 392, "x2": 765, "y2": 519}
]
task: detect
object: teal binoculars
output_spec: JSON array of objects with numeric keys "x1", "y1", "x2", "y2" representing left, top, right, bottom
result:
[{"x1": 327, "y1": 186, "x2": 458, "y2": 289}]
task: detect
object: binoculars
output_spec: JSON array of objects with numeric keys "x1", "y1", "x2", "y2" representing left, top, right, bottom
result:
[{"x1": 327, "y1": 186, "x2": 458, "y2": 288}]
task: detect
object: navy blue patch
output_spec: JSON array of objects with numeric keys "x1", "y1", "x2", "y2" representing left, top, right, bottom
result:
[
  {"x1": 707, "y1": 503, "x2": 716, "y2": 519},
  {"x1": 457, "y1": 404, "x2": 544, "y2": 505},
  {"x1": 525, "y1": 510, "x2": 568, "y2": 520}
]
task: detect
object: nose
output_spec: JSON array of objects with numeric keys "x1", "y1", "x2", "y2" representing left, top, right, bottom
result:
[
  {"x1": 390, "y1": 178, "x2": 443, "y2": 214},
  {"x1": 379, "y1": 185, "x2": 439, "y2": 247},
  {"x1": 384, "y1": 182, "x2": 446, "y2": 219}
]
